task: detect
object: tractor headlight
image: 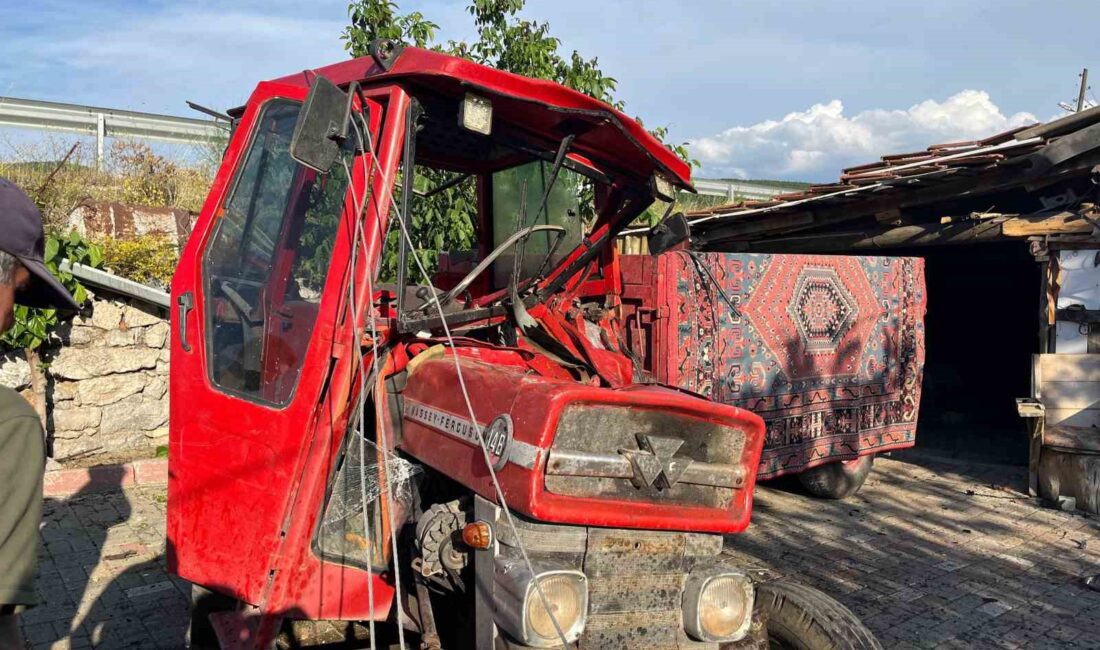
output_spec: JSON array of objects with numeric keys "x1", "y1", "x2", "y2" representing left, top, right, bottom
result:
[
  {"x1": 525, "y1": 573, "x2": 587, "y2": 643},
  {"x1": 494, "y1": 558, "x2": 588, "y2": 647},
  {"x1": 683, "y1": 568, "x2": 754, "y2": 642}
]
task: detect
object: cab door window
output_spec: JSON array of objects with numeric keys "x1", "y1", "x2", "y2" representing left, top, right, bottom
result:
[
  {"x1": 203, "y1": 99, "x2": 349, "y2": 405},
  {"x1": 490, "y1": 161, "x2": 587, "y2": 288}
]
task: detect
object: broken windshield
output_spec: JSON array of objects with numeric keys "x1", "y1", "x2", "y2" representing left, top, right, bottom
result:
[
  {"x1": 489, "y1": 160, "x2": 587, "y2": 288},
  {"x1": 389, "y1": 158, "x2": 592, "y2": 316},
  {"x1": 382, "y1": 100, "x2": 602, "y2": 322}
]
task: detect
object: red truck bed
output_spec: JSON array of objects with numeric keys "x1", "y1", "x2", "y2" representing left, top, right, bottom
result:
[{"x1": 621, "y1": 251, "x2": 926, "y2": 478}]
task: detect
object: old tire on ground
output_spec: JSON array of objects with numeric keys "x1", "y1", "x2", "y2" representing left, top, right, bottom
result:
[
  {"x1": 756, "y1": 581, "x2": 881, "y2": 650},
  {"x1": 797, "y1": 455, "x2": 874, "y2": 500}
]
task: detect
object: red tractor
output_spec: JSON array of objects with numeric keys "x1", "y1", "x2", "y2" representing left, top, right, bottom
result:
[{"x1": 168, "y1": 41, "x2": 880, "y2": 649}]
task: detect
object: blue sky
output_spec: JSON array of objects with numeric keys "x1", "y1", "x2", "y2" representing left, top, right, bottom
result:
[{"x1": 2, "y1": 0, "x2": 1098, "y2": 180}]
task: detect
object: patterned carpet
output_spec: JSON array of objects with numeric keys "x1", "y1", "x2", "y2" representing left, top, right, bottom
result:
[{"x1": 659, "y1": 251, "x2": 926, "y2": 478}]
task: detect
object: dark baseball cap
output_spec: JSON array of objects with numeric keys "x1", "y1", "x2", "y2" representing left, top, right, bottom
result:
[{"x1": 0, "y1": 178, "x2": 79, "y2": 311}]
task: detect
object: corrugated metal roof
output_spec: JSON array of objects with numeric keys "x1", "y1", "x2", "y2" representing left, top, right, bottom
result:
[{"x1": 678, "y1": 104, "x2": 1100, "y2": 246}]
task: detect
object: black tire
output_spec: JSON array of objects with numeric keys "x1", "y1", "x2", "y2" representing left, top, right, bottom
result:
[
  {"x1": 797, "y1": 455, "x2": 874, "y2": 500},
  {"x1": 756, "y1": 581, "x2": 881, "y2": 650},
  {"x1": 188, "y1": 584, "x2": 237, "y2": 649}
]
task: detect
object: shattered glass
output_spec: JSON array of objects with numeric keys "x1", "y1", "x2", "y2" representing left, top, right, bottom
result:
[{"x1": 316, "y1": 417, "x2": 421, "y2": 569}]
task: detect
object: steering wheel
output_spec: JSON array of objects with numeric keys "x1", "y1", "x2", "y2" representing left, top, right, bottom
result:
[
  {"x1": 427, "y1": 224, "x2": 566, "y2": 311},
  {"x1": 220, "y1": 282, "x2": 261, "y2": 323},
  {"x1": 219, "y1": 281, "x2": 265, "y2": 372}
]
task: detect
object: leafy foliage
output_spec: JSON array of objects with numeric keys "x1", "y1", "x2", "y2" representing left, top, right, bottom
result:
[
  {"x1": 375, "y1": 170, "x2": 480, "y2": 282},
  {"x1": 2, "y1": 231, "x2": 103, "y2": 352},
  {"x1": 293, "y1": 161, "x2": 353, "y2": 295},
  {"x1": 343, "y1": 0, "x2": 695, "y2": 278},
  {"x1": 344, "y1": 0, "x2": 438, "y2": 48},
  {"x1": 100, "y1": 235, "x2": 179, "y2": 290}
]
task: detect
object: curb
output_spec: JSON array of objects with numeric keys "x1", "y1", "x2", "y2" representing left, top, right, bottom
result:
[{"x1": 43, "y1": 458, "x2": 168, "y2": 498}]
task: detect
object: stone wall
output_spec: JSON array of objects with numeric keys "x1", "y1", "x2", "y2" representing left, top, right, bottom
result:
[{"x1": 0, "y1": 291, "x2": 170, "y2": 461}]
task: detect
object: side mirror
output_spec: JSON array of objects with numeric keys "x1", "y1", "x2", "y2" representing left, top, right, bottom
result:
[
  {"x1": 290, "y1": 76, "x2": 350, "y2": 173},
  {"x1": 647, "y1": 212, "x2": 691, "y2": 255}
]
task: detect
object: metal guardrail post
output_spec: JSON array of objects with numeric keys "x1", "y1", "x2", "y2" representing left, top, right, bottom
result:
[
  {"x1": 693, "y1": 179, "x2": 789, "y2": 202},
  {"x1": 96, "y1": 113, "x2": 106, "y2": 169},
  {"x1": 0, "y1": 96, "x2": 228, "y2": 161},
  {"x1": 58, "y1": 260, "x2": 171, "y2": 309}
]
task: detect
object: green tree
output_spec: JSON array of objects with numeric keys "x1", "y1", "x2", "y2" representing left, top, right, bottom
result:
[
  {"x1": 342, "y1": 0, "x2": 694, "y2": 275},
  {"x1": 343, "y1": 1, "x2": 697, "y2": 167},
  {"x1": 343, "y1": 1, "x2": 666, "y2": 126}
]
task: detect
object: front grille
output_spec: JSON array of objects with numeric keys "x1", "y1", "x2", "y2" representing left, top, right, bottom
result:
[
  {"x1": 497, "y1": 517, "x2": 723, "y2": 649},
  {"x1": 544, "y1": 404, "x2": 747, "y2": 509},
  {"x1": 581, "y1": 528, "x2": 721, "y2": 649}
]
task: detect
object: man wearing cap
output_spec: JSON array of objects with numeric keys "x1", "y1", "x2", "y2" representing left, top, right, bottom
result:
[{"x1": 0, "y1": 179, "x2": 79, "y2": 648}]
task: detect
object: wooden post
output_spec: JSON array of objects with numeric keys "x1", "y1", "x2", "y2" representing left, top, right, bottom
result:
[
  {"x1": 1031, "y1": 244, "x2": 1051, "y2": 496},
  {"x1": 1038, "y1": 255, "x2": 1051, "y2": 354},
  {"x1": 1078, "y1": 68, "x2": 1090, "y2": 113}
]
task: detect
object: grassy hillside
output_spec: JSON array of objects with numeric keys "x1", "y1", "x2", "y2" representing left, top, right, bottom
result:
[
  {"x1": 0, "y1": 139, "x2": 216, "y2": 231},
  {"x1": 708, "y1": 178, "x2": 813, "y2": 190}
]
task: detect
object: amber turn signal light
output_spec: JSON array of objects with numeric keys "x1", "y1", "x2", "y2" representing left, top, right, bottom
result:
[{"x1": 461, "y1": 521, "x2": 493, "y2": 550}]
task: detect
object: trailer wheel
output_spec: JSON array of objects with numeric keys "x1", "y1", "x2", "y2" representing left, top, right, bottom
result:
[
  {"x1": 755, "y1": 581, "x2": 881, "y2": 650},
  {"x1": 797, "y1": 455, "x2": 874, "y2": 499}
]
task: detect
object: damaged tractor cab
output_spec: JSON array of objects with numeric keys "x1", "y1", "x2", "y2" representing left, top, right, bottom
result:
[{"x1": 168, "y1": 41, "x2": 880, "y2": 649}]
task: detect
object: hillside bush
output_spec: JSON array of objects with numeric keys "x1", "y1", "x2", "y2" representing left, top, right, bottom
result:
[
  {"x1": 99, "y1": 235, "x2": 179, "y2": 290},
  {"x1": 0, "y1": 136, "x2": 216, "y2": 231}
]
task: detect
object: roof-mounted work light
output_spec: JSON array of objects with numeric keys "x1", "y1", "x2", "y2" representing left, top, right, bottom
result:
[
  {"x1": 650, "y1": 173, "x2": 676, "y2": 202},
  {"x1": 459, "y1": 92, "x2": 493, "y2": 135}
]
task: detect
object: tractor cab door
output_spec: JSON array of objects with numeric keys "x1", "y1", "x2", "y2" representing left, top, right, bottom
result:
[{"x1": 167, "y1": 81, "x2": 385, "y2": 608}]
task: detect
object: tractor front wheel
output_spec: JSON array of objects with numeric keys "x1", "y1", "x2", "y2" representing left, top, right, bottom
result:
[
  {"x1": 755, "y1": 581, "x2": 881, "y2": 650},
  {"x1": 797, "y1": 455, "x2": 874, "y2": 499}
]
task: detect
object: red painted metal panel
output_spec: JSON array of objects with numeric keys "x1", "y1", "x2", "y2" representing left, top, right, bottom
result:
[
  {"x1": 168, "y1": 81, "x2": 316, "y2": 606},
  {"x1": 267, "y1": 47, "x2": 691, "y2": 192},
  {"x1": 622, "y1": 252, "x2": 926, "y2": 479},
  {"x1": 398, "y1": 352, "x2": 766, "y2": 534},
  {"x1": 168, "y1": 83, "x2": 407, "y2": 624}
]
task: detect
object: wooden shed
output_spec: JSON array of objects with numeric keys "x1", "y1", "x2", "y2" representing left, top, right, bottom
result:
[{"x1": 677, "y1": 106, "x2": 1100, "y2": 512}]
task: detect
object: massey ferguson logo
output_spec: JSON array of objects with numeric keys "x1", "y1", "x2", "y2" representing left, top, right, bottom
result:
[
  {"x1": 621, "y1": 434, "x2": 693, "y2": 490},
  {"x1": 404, "y1": 400, "x2": 513, "y2": 470}
]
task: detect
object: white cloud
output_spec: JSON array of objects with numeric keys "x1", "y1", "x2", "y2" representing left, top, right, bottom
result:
[
  {"x1": 689, "y1": 90, "x2": 1039, "y2": 181},
  {"x1": 0, "y1": 2, "x2": 349, "y2": 115}
]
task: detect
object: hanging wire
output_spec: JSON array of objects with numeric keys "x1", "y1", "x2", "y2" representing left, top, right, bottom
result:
[
  {"x1": 347, "y1": 110, "x2": 571, "y2": 647},
  {"x1": 341, "y1": 153, "x2": 380, "y2": 650},
  {"x1": 355, "y1": 144, "x2": 411, "y2": 650},
  {"x1": 343, "y1": 115, "x2": 426, "y2": 648}
]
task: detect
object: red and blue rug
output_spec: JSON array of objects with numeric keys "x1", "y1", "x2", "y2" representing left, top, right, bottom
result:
[{"x1": 662, "y1": 252, "x2": 926, "y2": 478}]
